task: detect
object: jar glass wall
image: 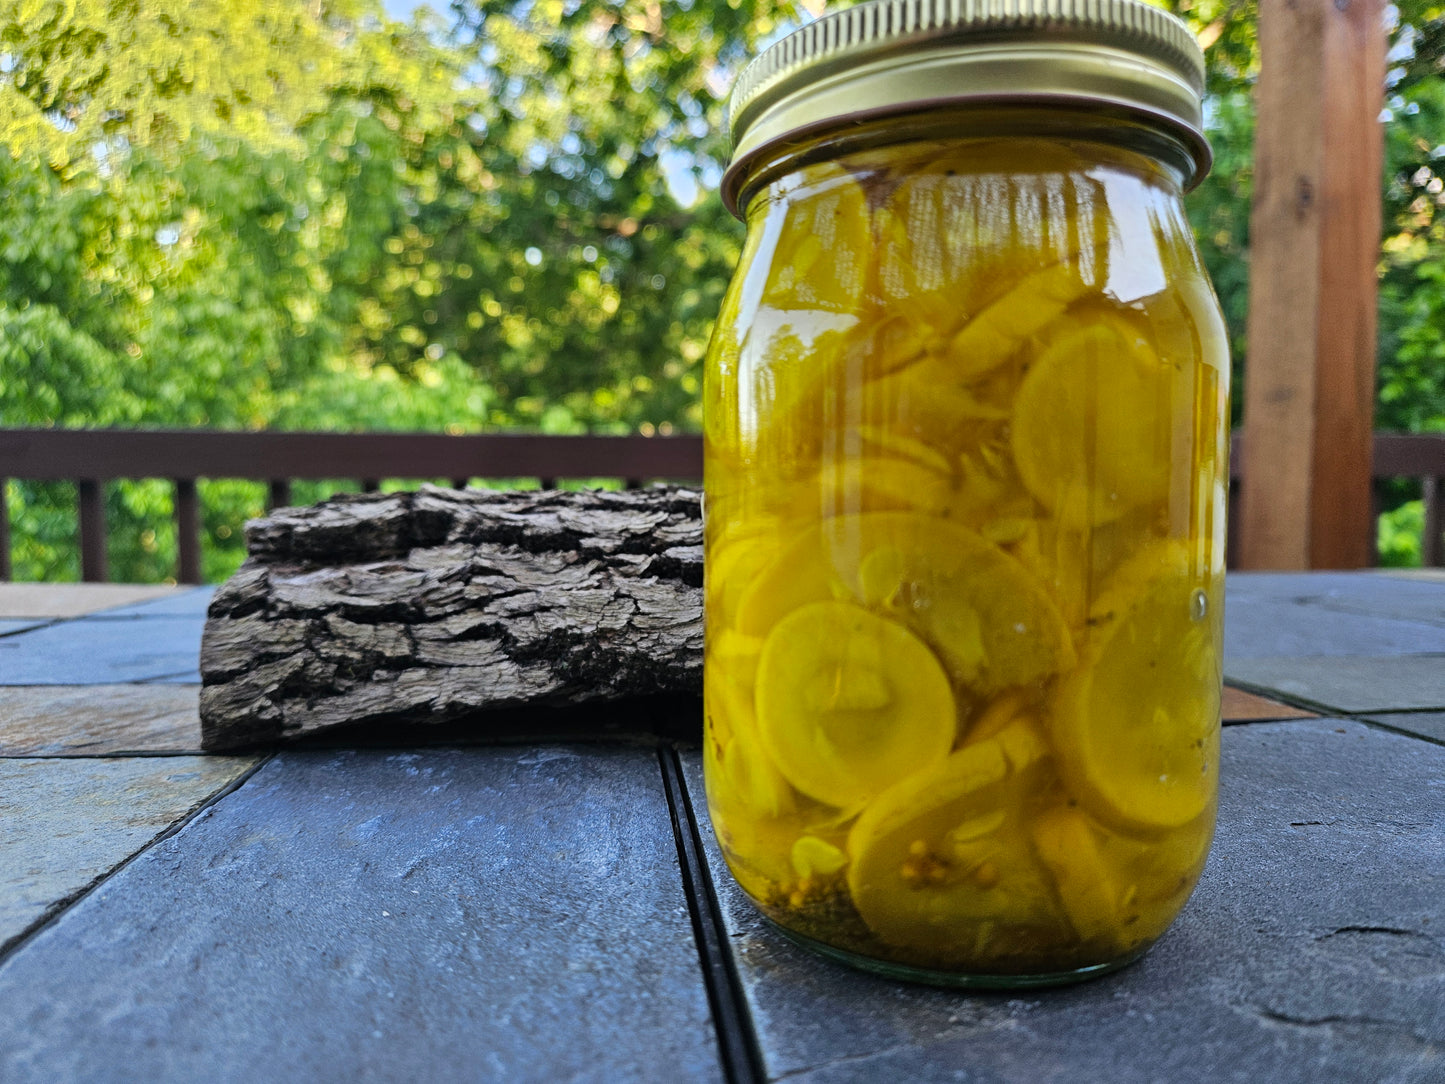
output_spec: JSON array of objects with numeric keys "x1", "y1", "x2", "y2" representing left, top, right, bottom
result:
[{"x1": 702, "y1": 122, "x2": 1229, "y2": 986}]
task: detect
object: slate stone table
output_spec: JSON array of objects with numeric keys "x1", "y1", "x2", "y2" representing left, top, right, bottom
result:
[{"x1": 1, "y1": 573, "x2": 1442, "y2": 1083}]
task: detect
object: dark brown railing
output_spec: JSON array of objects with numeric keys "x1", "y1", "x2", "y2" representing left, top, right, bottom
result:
[
  {"x1": 0, "y1": 430, "x2": 704, "y2": 583},
  {"x1": 0, "y1": 428, "x2": 1440, "y2": 582}
]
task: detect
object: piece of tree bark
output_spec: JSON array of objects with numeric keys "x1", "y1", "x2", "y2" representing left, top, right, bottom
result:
[{"x1": 199, "y1": 485, "x2": 703, "y2": 750}]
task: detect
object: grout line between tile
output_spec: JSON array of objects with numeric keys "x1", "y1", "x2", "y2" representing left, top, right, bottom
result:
[
  {"x1": 1220, "y1": 677, "x2": 1381, "y2": 721},
  {"x1": 0, "y1": 752, "x2": 275, "y2": 967},
  {"x1": 1351, "y1": 717, "x2": 1445, "y2": 748},
  {"x1": 1220, "y1": 680, "x2": 1445, "y2": 746},
  {"x1": 0, "y1": 620, "x2": 61, "y2": 639},
  {"x1": 659, "y1": 745, "x2": 765, "y2": 1084}
]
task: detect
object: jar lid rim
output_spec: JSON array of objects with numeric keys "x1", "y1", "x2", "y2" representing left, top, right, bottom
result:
[{"x1": 723, "y1": 0, "x2": 1209, "y2": 214}]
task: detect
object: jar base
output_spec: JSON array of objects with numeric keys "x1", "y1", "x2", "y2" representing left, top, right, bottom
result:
[{"x1": 764, "y1": 917, "x2": 1153, "y2": 990}]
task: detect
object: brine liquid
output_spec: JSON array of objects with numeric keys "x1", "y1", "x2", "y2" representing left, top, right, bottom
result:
[{"x1": 702, "y1": 138, "x2": 1230, "y2": 980}]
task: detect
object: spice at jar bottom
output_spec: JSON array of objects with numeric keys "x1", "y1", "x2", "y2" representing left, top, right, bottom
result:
[{"x1": 703, "y1": 0, "x2": 1230, "y2": 988}]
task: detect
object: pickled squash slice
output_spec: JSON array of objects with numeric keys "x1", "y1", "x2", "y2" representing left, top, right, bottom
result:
[
  {"x1": 735, "y1": 525, "x2": 841, "y2": 637},
  {"x1": 704, "y1": 654, "x2": 798, "y2": 902},
  {"x1": 755, "y1": 601, "x2": 954, "y2": 807},
  {"x1": 834, "y1": 513, "x2": 1075, "y2": 693},
  {"x1": 813, "y1": 455, "x2": 956, "y2": 520},
  {"x1": 736, "y1": 514, "x2": 1074, "y2": 696},
  {"x1": 1030, "y1": 806, "x2": 1121, "y2": 942},
  {"x1": 704, "y1": 643, "x2": 791, "y2": 820},
  {"x1": 758, "y1": 167, "x2": 873, "y2": 314},
  {"x1": 846, "y1": 720, "x2": 1063, "y2": 951},
  {"x1": 1049, "y1": 545, "x2": 1220, "y2": 833},
  {"x1": 707, "y1": 528, "x2": 782, "y2": 630},
  {"x1": 1011, "y1": 314, "x2": 1172, "y2": 525},
  {"x1": 945, "y1": 261, "x2": 1094, "y2": 379}
]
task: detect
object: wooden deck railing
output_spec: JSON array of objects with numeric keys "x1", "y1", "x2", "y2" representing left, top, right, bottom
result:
[
  {"x1": 0, "y1": 429, "x2": 704, "y2": 583},
  {"x1": 0, "y1": 428, "x2": 1440, "y2": 582}
]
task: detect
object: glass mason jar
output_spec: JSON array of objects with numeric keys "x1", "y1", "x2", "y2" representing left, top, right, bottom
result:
[{"x1": 702, "y1": 0, "x2": 1229, "y2": 987}]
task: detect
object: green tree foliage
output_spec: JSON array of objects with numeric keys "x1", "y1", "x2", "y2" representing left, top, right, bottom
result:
[
  {"x1": 0, "y1": 0, "x2": 367, "y2": 172},
  {"x1": 0, "y1": 0, "x2": 807, "y2": 579},
  {"x1": 1379, "y1": 2, "x2": 1445, "y2": 434}
]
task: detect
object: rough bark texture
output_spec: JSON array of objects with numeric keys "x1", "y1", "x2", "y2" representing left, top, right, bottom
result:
[{"x1": 199, "y1": 485, "x2": 702, "y2": 751}]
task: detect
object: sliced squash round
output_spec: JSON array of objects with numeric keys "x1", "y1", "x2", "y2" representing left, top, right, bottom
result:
[
  {"x1": 945, "y1": 261, "x2": 1092, "y2": 379},
  {"x1": 830, "y1": 513, "x2": 1075, "y2": 693},
  {"x1": 845, "y1": 727, "x2": 1064, "y2": 951},
  {"x1": 1098, "y1": 812, "x2": 1215, "y2": 938},
  {"x1": 1011, "y1": 314, "x2": 1172, "y2": 525},
  {"x1": 707, "y1": 528, "x2": 782, "y2": 630},
  {"x1": 755, "y1": 601, "x2": 954, "y2": 807},
  {"x1": 859, "y1": 357, "x2": 1011, "y2": 458},
  {"x1": 704, "y1": 653, "x2": 793, "y2": 820},
  {"x1": 1049, "y1": 545, "x2": 1221, "y2": 833},
  {"x1": 813, "y1": 455, "x2": 956, "y2": 520},
  {"x1": 734, "y1": 525, "x2": 838, "y2": 637}
]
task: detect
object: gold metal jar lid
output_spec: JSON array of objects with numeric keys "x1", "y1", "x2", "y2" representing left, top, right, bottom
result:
[{"x1": 721, "y1": 0, "x2": 1210, "y2": 214}]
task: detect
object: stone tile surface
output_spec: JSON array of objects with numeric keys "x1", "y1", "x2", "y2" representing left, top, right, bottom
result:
[
  {"x1": 0, "y1": 755, "x2": 258, "y2": 953},
  {"x1": 1220, "y1": 686, "x2": 1315, "y2": 722},
  {"x1": 1380, "y1": 569, "x2": 1445, "y2": 584},
  {"x1": 681, "y1": 719, "x2": 1445, "y2": 1083},
  {"x1": 87, "y1": 587, "x2": 217, "y2": 619},
  {"x1": 0, "y1": 584, "x2": 184, "y2": 619},
  {"x1": 1226, "y1": 572, "x2": 1445, "y2": 631},
  {"x1": 1225, "y1": 655, "x2": 1445, "y2": 713},
  {"x1": 0, "y1": 616, "x2": 203, "y2": 684},
  {"x1": 1224, "y1": 599, "x2": 1445, "y2": 658},
  {"x1": 0, "y1": 746, "x2": 722, "y2": 1084},
  {"x1": 1362, "y1": 711, "x2": 1445, "y2": 745},
  {"x1": 0, "y1": 686, "x2": 202, "y2": 756}
]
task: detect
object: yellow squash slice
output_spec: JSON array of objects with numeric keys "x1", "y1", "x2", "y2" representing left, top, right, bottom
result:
[
  {"x1": 859, "y1": 357, "x2": 1012, "y2": 457},
  {"x1": 830, "y1": 513, "x2": 1075, "y2": 692},
  {"x1": 759, "y1": 168, "x2": 873, "y2": 314},
  {"x1": 704, "y1": 657, "x2": 792, "y2": 820},
  {"x1": 734, "y1": 525, "x2": 839, "y2": 637},
  {"x1": 1049, "y1": 545, "x2": 1221, "y2": 833},
  {"x1": 703, "y1": 649, "x2": 800, "y2": 904},
  {"x1": 846, "y1": 723, "x2": 1063, "y2": 951},
  {"x1": 1010, "y1": 314, "x2": 1173, "y2": 525},
  {"x1": 755, "y1": 601, "x2": 955, "y2": 807},
  {"x1": 1030, "y1": 806, "x2": 1120, "y2": 942},
  {"x1": 707, "y1": 529, "x2": 782, "y2": 630},
  {"x1": 856, "y1": 424, "x2": 957, "y2": 478},
  {"x1": 1097, "y1": 813, "x2": 1215, "y2": 943},
  {"x1": 812, "y1": 455, "x2": 956, "y2": 520},
  {"x1": 946, "y1": 261, "x2": 1093, "y2": 379}
]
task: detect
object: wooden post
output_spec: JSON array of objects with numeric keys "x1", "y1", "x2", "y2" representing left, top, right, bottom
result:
[
  {"x1": 1424, "y1": 475, "x2": 1443, "y2": 567},
  {"x1": 0, "y1": 477, "x2": 9, "y2": 582},
  {"x1": 1238, "y1": 0, "x2": 1385, "y2": 569},
  {"x1": 174, "y1": 478, "x2": 202, "y2": 585},
  {"x1": 78, "y1": 479, "x2": 108, "y2": 583},
  {"x1": 267, "y1": 480, "x2": 292, "y2": 512}
]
